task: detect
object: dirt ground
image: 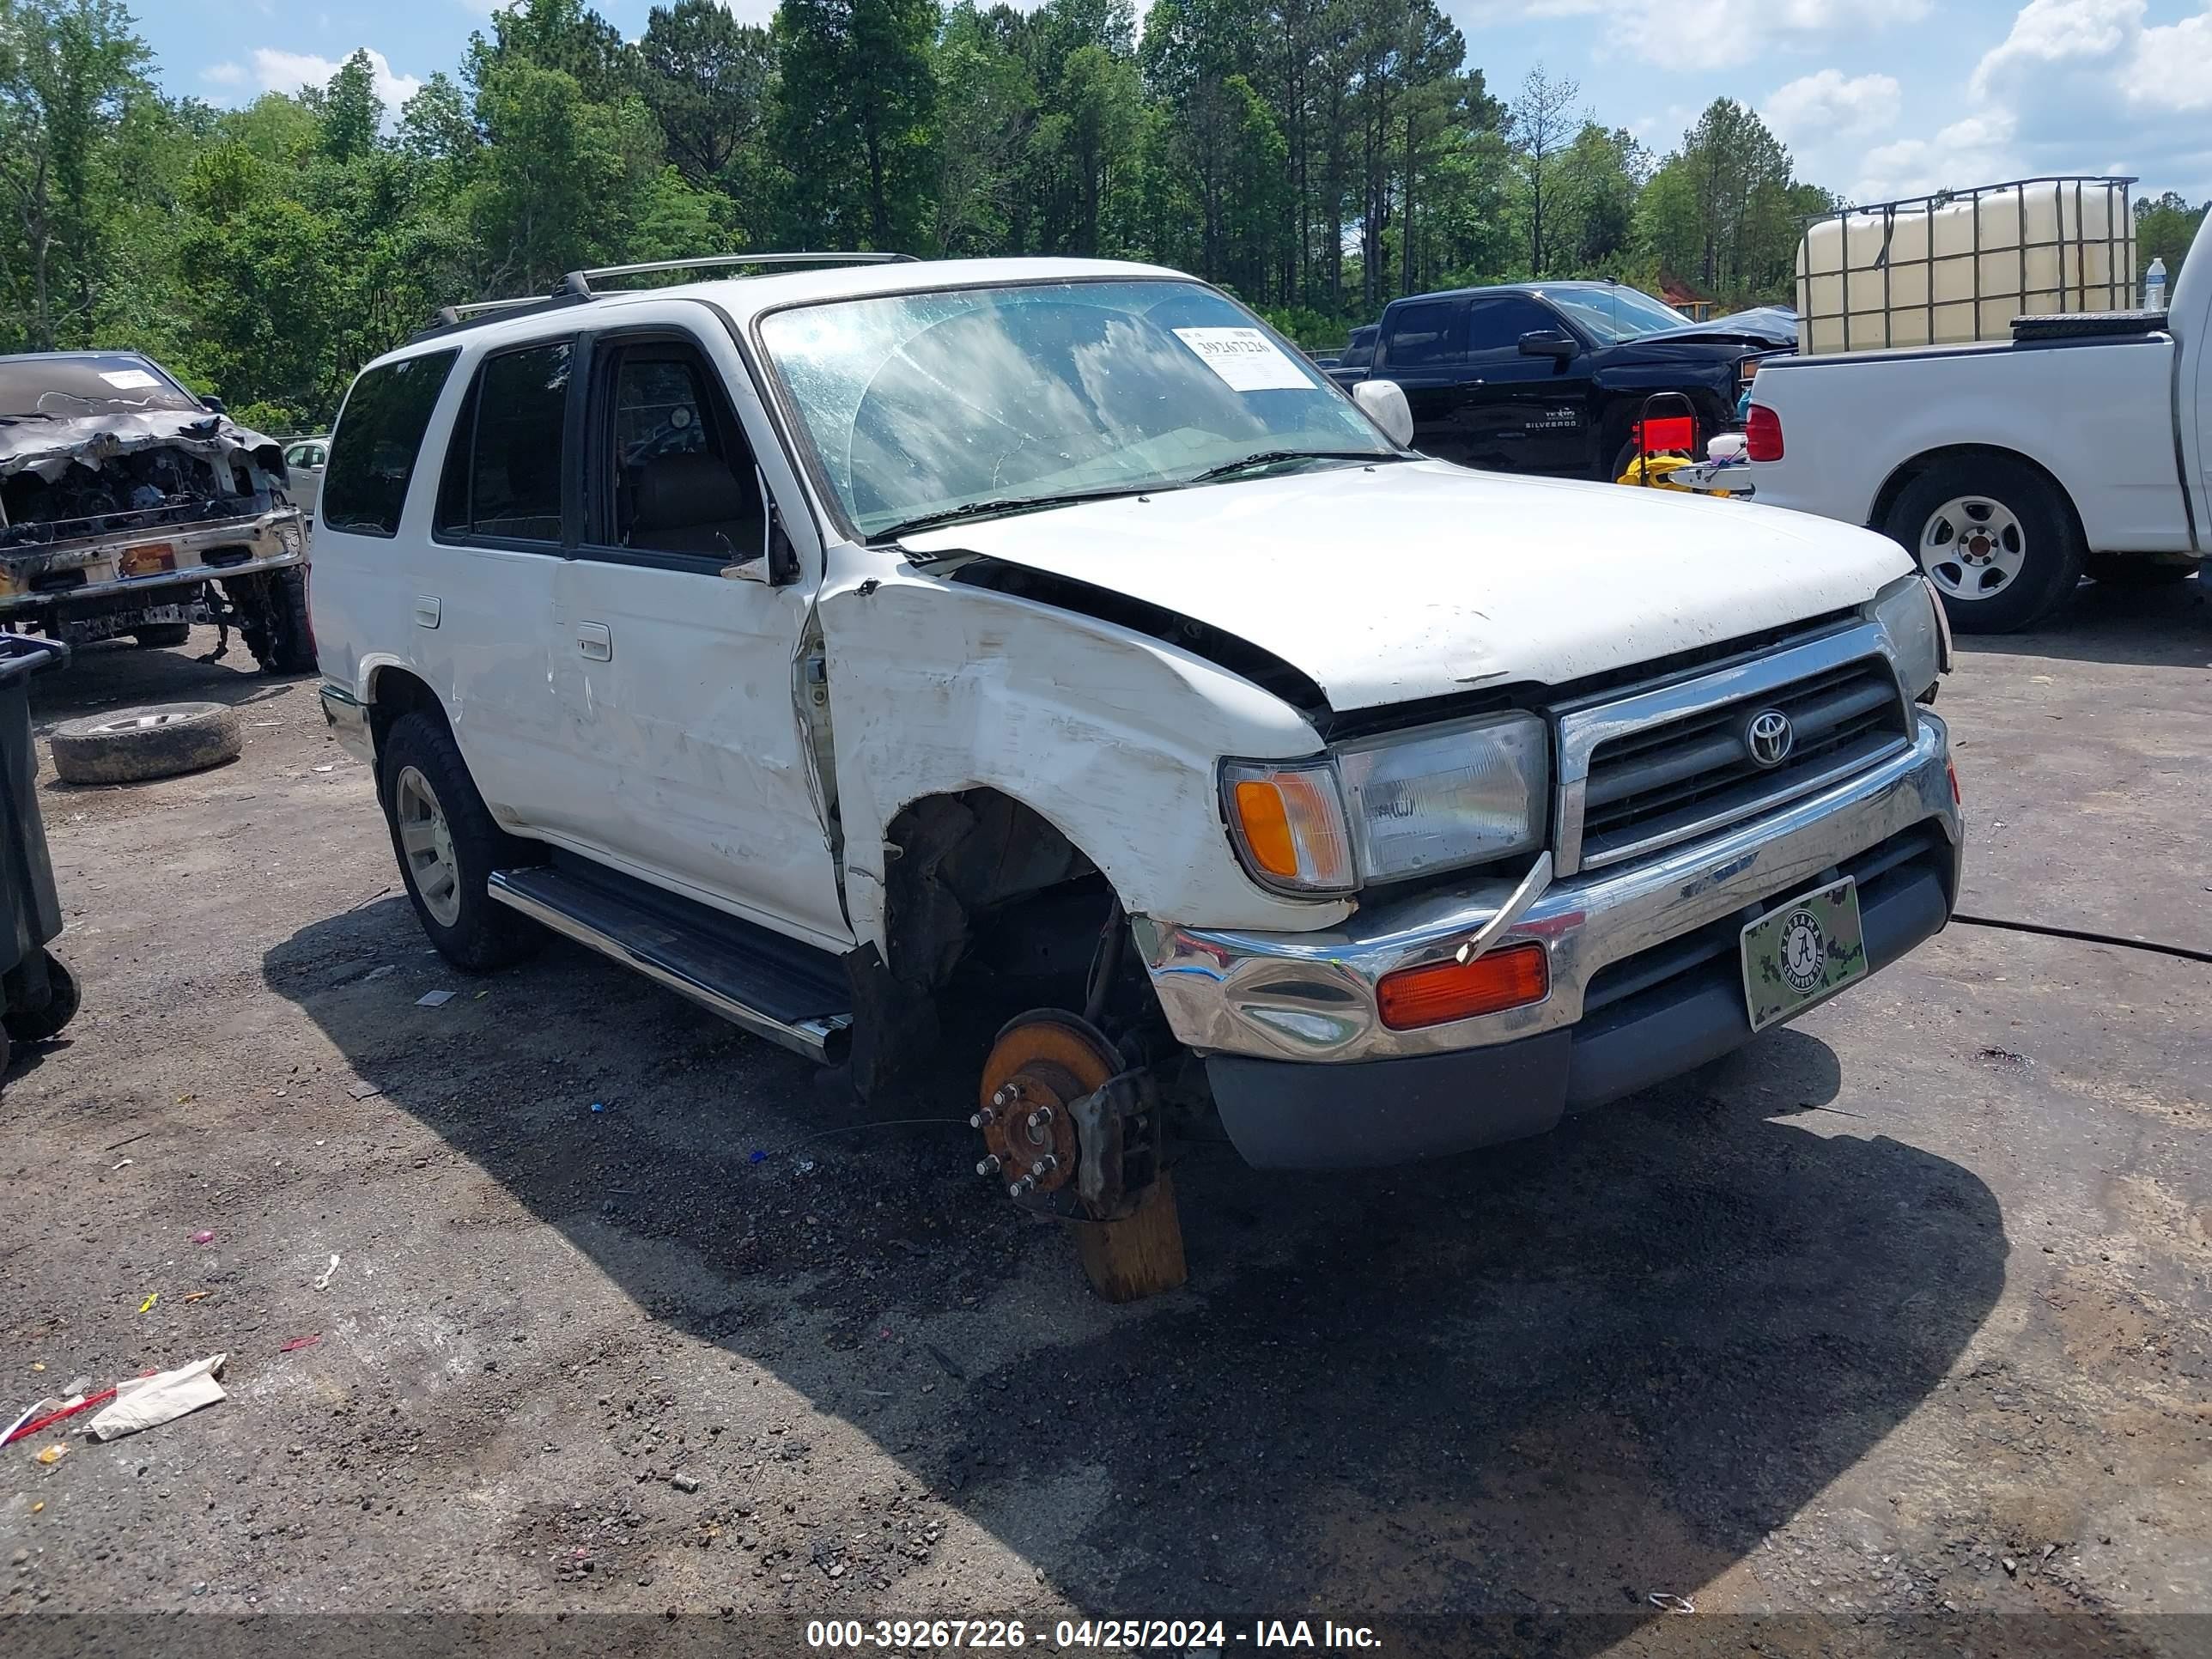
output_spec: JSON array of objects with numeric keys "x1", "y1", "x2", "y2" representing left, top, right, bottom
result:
[{"x1": 2, "y1": 576, "x2": 2209, "y2": 1657}]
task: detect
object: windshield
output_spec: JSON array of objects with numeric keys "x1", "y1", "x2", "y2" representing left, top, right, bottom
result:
[
  {"x1": 0, "y1": 354, "x2": 203, "y2": 420},
  {"x1": 1537, "y1": 287, "x2": 1692, "y2": 344},
  {"x1": 757, "y1": 280, "x2": 1396, "y2": 538}
]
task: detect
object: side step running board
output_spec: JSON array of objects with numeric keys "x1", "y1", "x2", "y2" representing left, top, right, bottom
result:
[{"x1": 488, "y1": 863, "x2": 853, "y2": 1065}]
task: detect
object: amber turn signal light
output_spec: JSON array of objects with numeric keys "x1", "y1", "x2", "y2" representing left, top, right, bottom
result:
[{"x1": 1376, "y1": 940, "x2": 1550, "y2": 1030}]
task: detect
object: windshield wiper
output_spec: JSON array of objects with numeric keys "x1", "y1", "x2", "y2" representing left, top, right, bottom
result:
[
  {"x1": 1187, "y1": 449, "x2": 1400, "y2": 483},
  {"x1": 872, "y1": 486, "x2": 1155, "y2": 544}
]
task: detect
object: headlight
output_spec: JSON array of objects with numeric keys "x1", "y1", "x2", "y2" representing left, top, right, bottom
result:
[
  {"x1": 1869, "y1": 573, "x2": 1947, "y2": 699},
  {"x1": 1223, "y1": 713, "x2": 1549, "y2": 895}
]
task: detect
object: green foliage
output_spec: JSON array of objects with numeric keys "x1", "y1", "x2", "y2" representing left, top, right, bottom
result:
[
  {"x1": 12, "y1": 0, "x2": 2081, "y2": 428},
  {"x1": 2136, "y1": 190, "x2": 2205, "y2": 291}
]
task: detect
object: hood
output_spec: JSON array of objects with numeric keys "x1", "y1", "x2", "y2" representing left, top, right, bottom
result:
[
  {"x1": 0, "y1": 407, "x2": 286, "y2": 483},
  {"x1": 900, "y1": 460, "x2": 1911, "y2": 714},
  {"x1": 1630, "y1": 307, "x2": 1797, "y2": 349}
]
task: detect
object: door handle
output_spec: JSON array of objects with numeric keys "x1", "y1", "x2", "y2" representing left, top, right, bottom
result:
[
  {"x1": 578, "y1": 622, "x2": 612, "y2": 661},
  {"x1": 413, "y1": 596, "x2": 441, "y2": 629}
]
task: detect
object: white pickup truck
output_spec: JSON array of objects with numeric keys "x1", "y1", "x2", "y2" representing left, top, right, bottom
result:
[
  {"x1": 1747, "y1": 222, "x2": 2208, "y2": 632},
  {"x1": 313, "y1": 252, "x2": 1960, "y2": 1297}
]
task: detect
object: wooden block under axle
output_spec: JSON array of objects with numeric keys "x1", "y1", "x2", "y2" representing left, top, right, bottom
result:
[{"x1": 1073, "y1": 1173, "x2": 1188, "y2": 1303}]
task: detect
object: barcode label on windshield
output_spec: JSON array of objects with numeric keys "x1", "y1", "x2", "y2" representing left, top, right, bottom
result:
[{"x1": 1172, "y1": 327, "x2": 1314, "y2": 392}]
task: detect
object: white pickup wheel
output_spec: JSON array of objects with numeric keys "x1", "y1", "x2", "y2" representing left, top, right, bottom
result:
[{"x1": 1886, "y1": 457, "x2": 2081, "y2": 634}]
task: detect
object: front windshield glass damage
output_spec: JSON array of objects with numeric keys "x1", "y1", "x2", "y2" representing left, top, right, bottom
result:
[
  {"x1": 0, "y1": 355, "x2": 204, "y2": 421},
  {"x1": 1537, "y1": 286, "x2": 1692, "y2": 344},
  {"x1": 758, "y1": 279, "x2": 1399, "y2": 539}
]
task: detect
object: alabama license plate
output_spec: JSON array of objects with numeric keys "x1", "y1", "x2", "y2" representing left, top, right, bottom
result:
[
  {"x1": 1741, "y1": 878, "x2": 1866, "y2": 1032},
  {"x1": 119, "y1": 542, "x2": 176, "y2": 578}
]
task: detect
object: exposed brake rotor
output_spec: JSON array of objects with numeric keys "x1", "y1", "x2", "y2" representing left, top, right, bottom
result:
[{"x1": 973, "y1": 1010, "x2": 1121, "y2": 1206}]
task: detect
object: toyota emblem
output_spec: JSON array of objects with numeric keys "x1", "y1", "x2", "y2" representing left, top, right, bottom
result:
[{"x1": 1745, "y1": 708, "x2": 1794, "y2": 768}]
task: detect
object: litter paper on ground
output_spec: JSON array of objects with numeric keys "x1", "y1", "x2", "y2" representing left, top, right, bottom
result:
[{"x1": 88, "y1": 1353, "x2": 228, "y2": 1442}]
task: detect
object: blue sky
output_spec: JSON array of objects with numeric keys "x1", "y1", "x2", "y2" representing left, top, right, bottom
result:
[{"x1": 141, "y1": 0, "x2": 2212, "y2": 202}]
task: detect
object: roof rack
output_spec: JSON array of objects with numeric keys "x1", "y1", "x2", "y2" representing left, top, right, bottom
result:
[
  {"x1": 410, "y1": 251, "x2": 917, "y2": 343},
  {"x1": 554, "y1": 250, "x2": 917, "y2": 301}
]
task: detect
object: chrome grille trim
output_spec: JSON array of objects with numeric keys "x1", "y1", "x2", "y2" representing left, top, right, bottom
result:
[{"x1": 1552, "y1": 620, "x2": 1912, "y2": 878}]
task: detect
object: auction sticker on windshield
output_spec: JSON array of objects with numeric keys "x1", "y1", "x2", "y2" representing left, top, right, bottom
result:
[
  {"x1": 1173, "y1": 327, "x2": 1314, "y2": 392},
  {"x1": 1741, "y1": 878, "x2": 1865, "y2": 1032}
]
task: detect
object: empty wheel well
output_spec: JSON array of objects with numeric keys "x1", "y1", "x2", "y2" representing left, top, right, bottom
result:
[
  {"x1": 1869, "y1": 445, "x2": 2087, "y2": 550},
  {"x1": 881, "y1": 787, "x2": 1108, "y2": 1001}
]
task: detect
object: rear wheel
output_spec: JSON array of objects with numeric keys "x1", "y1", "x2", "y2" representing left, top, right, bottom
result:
[
  {"x1": 1885, "y1": 458, "x2": 2081, "y2": 634},
  {"x1": 378, "y1": 712, "x2": 542, "y2": 972},
  {"x1": 131, "y1": 623, "x2": 191, "y2": 649}
]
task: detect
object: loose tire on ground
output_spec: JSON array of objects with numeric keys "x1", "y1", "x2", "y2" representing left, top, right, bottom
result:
[
  {"x1": 48, "y1": 702, "x2": 241, "y2": 785},
  {"x1": 5, "y1": 951, "x2": 80, "y2": 1044},
  {"x1": 131, "y1": 623, "x2": 192, "y2": 649},
  {"x1": 2084, "y1": 553, "x2": 2198, "y2": 588},
  {"x1": 378, "y1": 711, "x2": 544, "y2": 972},
  {"x1": 1885, "y1": 457, "x2": 2082, "y2": 634}
]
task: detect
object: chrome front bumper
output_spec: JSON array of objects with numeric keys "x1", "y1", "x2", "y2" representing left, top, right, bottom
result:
[{"x1": 1135, "y1": 710, "x2": 1958, "y2": 1066}]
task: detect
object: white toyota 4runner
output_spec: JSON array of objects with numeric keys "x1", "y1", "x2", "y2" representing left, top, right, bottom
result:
[{"x1": 314, "y1": 254, "x2": 1961, "y2": 1291}]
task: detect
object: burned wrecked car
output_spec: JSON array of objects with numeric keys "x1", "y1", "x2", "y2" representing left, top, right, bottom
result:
[{"x1": 0, "y1": 352, "x2": 312, "y2": 672}]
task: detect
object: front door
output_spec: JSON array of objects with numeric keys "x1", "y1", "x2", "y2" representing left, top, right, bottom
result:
[
  {"x1": 547, "y1": 321, "x2": 852, "y2": 953},
  {"x1": 1456, "y1": 295, "x2": 1594, "y2": 475}
]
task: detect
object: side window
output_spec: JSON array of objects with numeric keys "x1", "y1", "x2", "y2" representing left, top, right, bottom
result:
[
  {"x1": 1467, "y1": 297, "x2": 1565, "y2": 357},
  {"x1": 601, "y1": 340, "x2": 761, "y2": 560},
  {"x1": 283, "y1": 442, "x2": 310, "y2": 468},
  {"x1": 320, "y1": 349, "x2": 459, "y2": 538},
  {"x1": 1382, "y1": 301, "x2": 1465, "y2": 368},
  {"x1": 434, "y1": 341, "x2": 572, "y2": 545}
]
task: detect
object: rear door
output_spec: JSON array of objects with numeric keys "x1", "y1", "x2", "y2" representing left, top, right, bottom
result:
[
  {"x1": 416, "y1": 337, "x2": 577, "y2": 831},
  {"x1": 1374, "y1": 298, "x2": 1475, "y2": 459},
  {"x1": 547, "y1": 313, "x2": 851, "y2": 952}
]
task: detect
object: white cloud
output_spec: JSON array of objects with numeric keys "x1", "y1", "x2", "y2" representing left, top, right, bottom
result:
[
  {"x1": 249, "y1": 47, "x2": 423, "y2": 111},
  {"x1": 1763, "y1": 70, "x2": 1900, "y2": 144},
  {"x1": 1850, "y1": 0, "x2": 2212, "y2": 200},
  {"x1": 1460, "y1": 0, "x2": 1928, "y2": 72},
  {"x1": 200, "y1": 61, "x2": 246, "y2": 88}
]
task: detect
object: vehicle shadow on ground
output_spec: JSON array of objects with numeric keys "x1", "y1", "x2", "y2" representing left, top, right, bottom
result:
[
  {"x1": 265, "y1": 900, "x2": 2005, "y2": 1650},
  {"x1": 24, "y1": 632, "x2": 299, "y2": 729},
  {"x1": 1958, "y1": 572, "x2": 2208, "y2": 671}
]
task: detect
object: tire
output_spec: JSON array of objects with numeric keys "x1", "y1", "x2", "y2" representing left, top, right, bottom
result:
[
  {"x1": 378, "y1": 711, "x2": 543, "y2": 972},
  {"x1": 229, "y1": 567, "x2": 316, "y2": 675},
  {"x1": 5, "y1": 951, "x2": 80, "y2": 1043},
  {"x1": 1885, "y1": 458, "x2": 2082, "y2": 634},
  {"x1": 2085, "y1": 553, "x2": 2197, "y2": 588},
  {"x1": 49, "y1": 702, "x2": 241, "y2": 785},
  {"x1": 132, "y1": 623, "x2": 192, "y2": 649}
]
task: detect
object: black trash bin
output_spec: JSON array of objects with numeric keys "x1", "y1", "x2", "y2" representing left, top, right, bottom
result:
[{"x1": 0, "y1": 632, "x2": 80, "y2": 1073}]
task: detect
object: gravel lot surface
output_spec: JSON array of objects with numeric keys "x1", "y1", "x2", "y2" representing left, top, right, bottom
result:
[{"x1": 2, "y1": 577, "x2": 2208, "y2": 1656}]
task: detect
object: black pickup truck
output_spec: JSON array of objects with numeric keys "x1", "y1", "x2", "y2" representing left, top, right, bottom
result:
[{"x1": 1333, "y1": 282, "x2": 1791, "y2": 479}]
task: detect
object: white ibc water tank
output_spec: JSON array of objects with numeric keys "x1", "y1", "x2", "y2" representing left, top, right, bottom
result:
[{"x1": 1796, "y1": 178, "x2": 2136, "y2": 355}]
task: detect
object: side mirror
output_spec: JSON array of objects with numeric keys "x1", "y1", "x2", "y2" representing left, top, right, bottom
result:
[
  {"x1": 725, "y1": 471, "x2": 802, "y2": 585},
  {"x1": 1352, "y1": 380, "x2": 1415, "y2": 447},
  {"x1": 200, "y1": 395, "x2": 227, "y2": 413},
  {"x1": 1518, "y1": 330, "x2": 1576, "y2": 361}
]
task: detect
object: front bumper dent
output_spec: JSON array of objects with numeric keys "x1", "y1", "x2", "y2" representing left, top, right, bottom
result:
[{"x1": 1134, "y1": 712, "x2": 1960, "y2": 1168}]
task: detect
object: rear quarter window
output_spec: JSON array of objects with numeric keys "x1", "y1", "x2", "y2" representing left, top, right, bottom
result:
[{"x1": 322, "y1": 351, "x2": 460, "y2": 538}]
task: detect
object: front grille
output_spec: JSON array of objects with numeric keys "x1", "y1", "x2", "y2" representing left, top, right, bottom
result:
[{"x1": 1577, "y1": 658, "x2": 1910, "y2": 869}]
